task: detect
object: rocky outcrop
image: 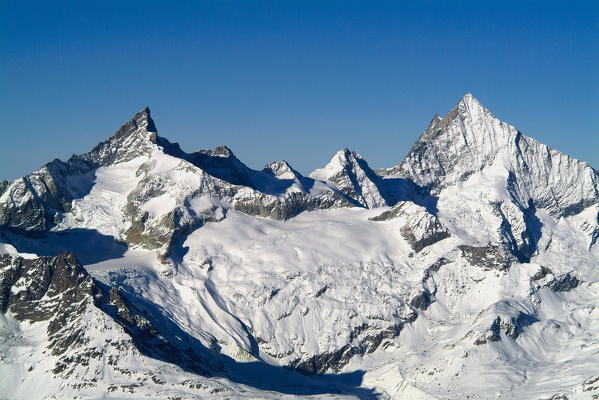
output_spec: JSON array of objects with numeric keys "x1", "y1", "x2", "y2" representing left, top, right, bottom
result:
[
  {"x1": 458, "y1": 244, "x2": 516, "y2": 270},
  {"x1": 0, "y1": 253, "x2": 100, "y2": 359},
  {"x1": 546, "y1": 273, "x2": 581, "y2": 292},
  {"x1": 234, "y1": 190, "x2": 349, "y2": 220},
  {"x1": 310, "y1": 148, "x2": 394, "y2": 208},
  {"x1": 79, "y1": 107, "x2": 159, "y2": 166},
  {"x1": 474, "y1": 311, "x2": 538, "y2": 345},
  {"x1": 0, "y1": 253, "x2": 214, "y2": 377},
  {"x1": 531, "y1": 265, "x2": 553, "y2": 281},
  {"x1": 371, "y1": 201, "x2": 450, "y2": 252},
  {"x1": 490, "y1": 200, "x2": 542, "y2": 262},
  {"x1": 0, "y1": 181, "x2": 9, "y2": 197},
  {"x1": 289, "y1": 320, "x2": 411, "y2": 375}
]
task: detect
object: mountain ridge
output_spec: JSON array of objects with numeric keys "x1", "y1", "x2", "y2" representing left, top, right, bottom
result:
[{"x1": 0, "y1": 94, "x2": 598, "y2": 400}]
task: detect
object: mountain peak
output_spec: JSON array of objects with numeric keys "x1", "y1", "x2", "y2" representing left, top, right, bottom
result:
[
  {"x1": 263, "y1": 160, "x2": 300, "y2": 180},
  {"x1": 135, "y1": 106, "x2": 156, "y2": 131},
  {"x1": 456, "y1": 93, "x2": 488, "y2": 115},
  {"x1": 310, "y1": 148, "x2": 391, "y2": 208},
  {"x1": 332, "y1": 148, "x2": 362, "y2": 164},
  {"x1": 390, "y1": 94, "x2": 598, "y2": 218},
  {"x1": 459, "y1": 92, "x2": 475, "y2": 103},
  {"x1": 76, "y1": 107, "x2": 160, "y2": 167},
  {"x1": 111, "y1": 107, "x2": 157, "y2": 141}
]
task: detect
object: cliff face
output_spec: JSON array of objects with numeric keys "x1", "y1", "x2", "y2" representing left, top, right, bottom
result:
[{"x1": 381, "y1": 94, "x2": 598, "y2": 217}]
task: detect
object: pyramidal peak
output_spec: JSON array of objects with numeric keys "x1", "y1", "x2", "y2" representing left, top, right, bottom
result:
[
  {"x1": 329, "y1": 148, "x2": 374, "y2": 172},
  {"x1": 456, "y1": 92, "x2": 485, "y2": 110},
  {"x1": 78, "y1": 107, "x2": 161, "y2": 167},
  {"x1": 385, "y1": 94, "x2": 598, "y2": 218},
  {"x1": 264, "y1": 160, "x2": 299, "y2": 179},
  {"x1": 459, "y1": 92, "x2": 476, "y2": 105},
  {"x1": 456, "y1": 92, "x2": 496, "y2": 121},
  {"x1": 438, "y1": 93, "x2": 494, "y2": 130},
  {"x1": 133, "y1": 106, "x2": 156, "y2": 131},
  {"x1": 310, "y1": 148, "x2": 390, "y2": 208},
  {"x1": 310, "y1": 148, "x2": 363, "y2": 180},
  {"x1": 112, "y1": 106, "x2": 157, "y2": 141},
  {"x1": 332, "y1": 147, "x2": 360, "y2": 165}
]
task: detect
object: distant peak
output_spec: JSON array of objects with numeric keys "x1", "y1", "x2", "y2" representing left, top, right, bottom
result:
[
  {"x1": 461, "y1": 92, "x2": 474, "y2": 101},
  {"x1": 268, "y1": 160, "x2": 293, "y2": 169},
  {"x1": 202, "y1": 145, "x2": 234, "y2": 158},
  {"x1": 424, "y1": 94, "x2": 489, "y2": 134},
  {"x1": 333, "y1": 148, "x2": 363, "y2": 162},
  {"x1": 132, "y1": 106, "x2": 157, "y2": 133},
  {"x1": 263, "y1": 160, "x2": 300, "y2": 179},
  {"x1": 111, "y1": 107, "x2": 157, "y2": 141},
  {"x1": 456, "y1": 93, "x2": 486, "y2": 113}
]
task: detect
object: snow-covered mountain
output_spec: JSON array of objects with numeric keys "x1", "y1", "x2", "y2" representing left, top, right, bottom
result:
[{"x1": 1, "y1": 94, "x2": 598, "y2": 400}]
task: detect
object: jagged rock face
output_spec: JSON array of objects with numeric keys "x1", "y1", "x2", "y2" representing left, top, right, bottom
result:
[
  {"x1": 490, "y1": 200, "x2": 539, "y2": 262},
  {"x1": 0, "y1": 253, "x2": 218, "y2": 397},
  {"x1": 78, "y1": 107, "x2": 159, "y2": 166},
  {"x1": 263, "y1": 161, "x2": 302, "y2": 180},
  {"x1": 371, "y1": 201, "x2": 450, "y2": 252},
  {"x1": 121, "y1": 158, "x2": 232, "y2": 256},
  {"x1": 310, "y1": 148, "x2": 393, "y2": 208},
  {"x1": 382, "y1": 94, "x2": 599, "y2": 218},
  {"x1": 0, "y1": 108, "x2": 158, "y2": 232},
  {"x1": 0, "y1": 181, "x2": 10, "y2": 197},
  {"x1": 233, "y1": 190, "x2": 348, "y2": 220},
  {"x1": 545, "y1": 272, "x2": 581, "y2": 292},
  {"x1": 458, "y1": 244, "x2": 516, "y2": 271},
  {"x1": 0, "y1": 252, "x2": 163, "y2": 360},
  {"x1": 0, "y1": 253, "x2": 94, "y2": 330},
  {"x1": 0, "y1": 159, "x2": 86, "y2": 231}
]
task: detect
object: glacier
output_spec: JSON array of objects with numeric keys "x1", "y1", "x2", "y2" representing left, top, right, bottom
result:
[{"x1": 0, "y1": 94, "x2": 597, "y2": 399}]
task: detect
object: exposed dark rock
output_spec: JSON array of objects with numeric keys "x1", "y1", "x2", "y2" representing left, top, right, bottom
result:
[
  {"x1": 0, "y1": 253, "x2": 214, "y2": 376},
  {"x1": 315, "y1": 148, "x2": 395, "y2": 208},
  {"x1": 0, "y1": 108, "x2": 158, "y2": 232},
  {"x1": 401, "y1": 224, "x2": 450, "y2": 253},
  {"x1": 409, "y1": 258, "x2": 452, "y2": 312},
  {"x1": 423, "y1": 258, "x2": 451, "y2": 281},
  {"x1": 410, "y1": 290, "x2": 433, "y2": 311},
  {"x1": 369, "y1": 207, "x2": 401, "y2": 222},
  {"x1": 0, "y1": 181, "x2": 9, "y2": 197},
  {"x1": 475, "y1": 312, "x2": 538, "y2": 345},
  {"x1": 234, "y1": 191, "x2": 349, "y2": 221},
  {"x1": 531, "y1": 266, "x2": 553, "y2": 281},
  {"x1": 458, "y1": 244, "x2": 515, "y2": 271},
  {"x1": 371, "y1": 201, "x2": 450, "y2": 252},
  {"x1": 289, "y1": 315, "x2": 415, "y2": 375},
  {"x1": 546, "y1": 273, "x2": 581, "y2": 292},
  {"x1": 0, "y1": 252, "x2": 98, "y2": 356}
]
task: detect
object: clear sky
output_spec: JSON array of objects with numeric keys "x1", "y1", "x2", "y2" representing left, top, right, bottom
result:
[{"x1": 1, "y1": 1, "x2": 598, "y2": 180}]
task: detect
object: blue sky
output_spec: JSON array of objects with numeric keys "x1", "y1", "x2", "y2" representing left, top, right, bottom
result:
[{"x1": 1, "y1": 0, "x2": 598, "y2": 180}]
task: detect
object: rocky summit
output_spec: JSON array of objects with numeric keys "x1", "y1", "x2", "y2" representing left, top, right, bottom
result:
[{"x1": 0, "y1": 94, "x2": 598, "y2": 400}]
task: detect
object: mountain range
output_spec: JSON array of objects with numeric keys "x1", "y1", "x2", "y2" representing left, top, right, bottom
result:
[{"x1": 0, "y1": 94, "x2": 597, "y2": 399}]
